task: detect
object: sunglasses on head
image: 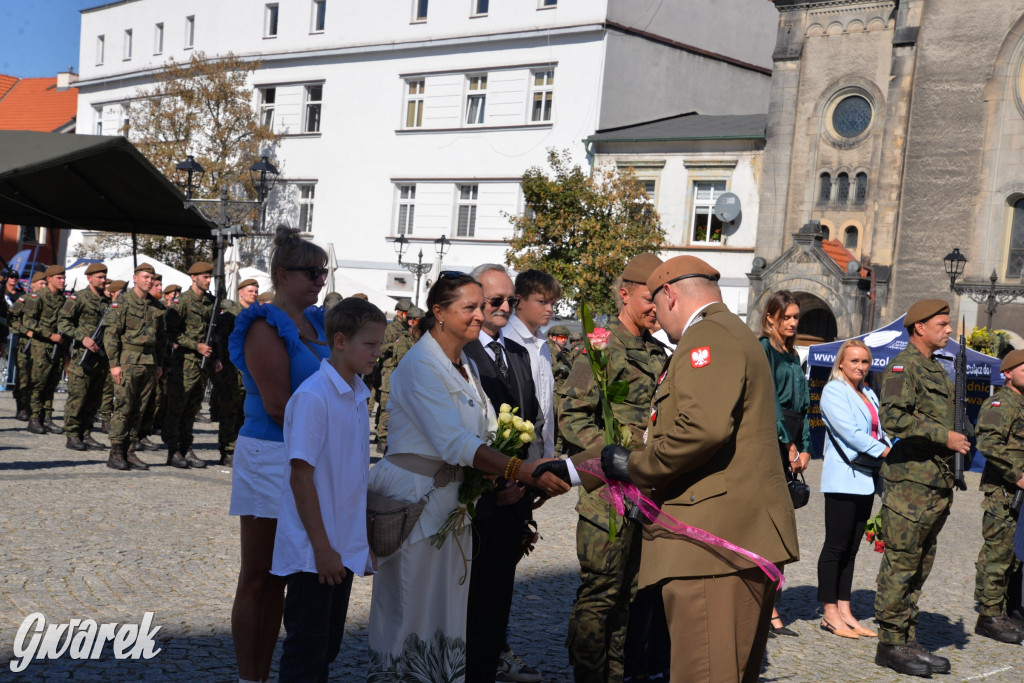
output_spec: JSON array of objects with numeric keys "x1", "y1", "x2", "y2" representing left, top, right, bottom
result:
[
  {"x1": 485, "y1": 295, "x2": 520, "y2": 309},
  {"x1": 438, "y1": 270, "x2": 467, "y2": 280},
  {"x1": 285, "y1": 266, "x2": 330, "y2": 281}
]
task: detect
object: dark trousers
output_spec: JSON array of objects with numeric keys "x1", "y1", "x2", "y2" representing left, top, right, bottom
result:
[
  {"x1": 280, "y1": 570, "x2": 353, "y2": 683},
  {"x1": 466, "y1": 497, "x2": 528, "y2": 683},
  {"x1": 818, "y1": 492, "x2": 874, "y2": 603}
]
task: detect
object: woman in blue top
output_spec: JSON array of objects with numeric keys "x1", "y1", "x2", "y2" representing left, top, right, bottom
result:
[
  {"x1": 228, "y1": 226, "x2": 330, "y2": 683},
  {"x1": 817, "y1": 339, "x2": 889, "y2": 639}
]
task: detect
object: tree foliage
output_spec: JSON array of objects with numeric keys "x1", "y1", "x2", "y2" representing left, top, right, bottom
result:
[
  {"x1": 966, "y1": 326, "x2": 1011, "y2": 358},
  {"x1": 505, "y1": 149, "x2": 665, "y2": 316},
  {"x1": 74, "y1": 52, "x2": 280, "y2": 273}
]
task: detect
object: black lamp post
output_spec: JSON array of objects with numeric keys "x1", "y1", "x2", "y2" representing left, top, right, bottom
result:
[
  {"x1": 944, "y1": 247, "x2": 1024, "y2": 331},
  {"x1": 393, "y1": 234, "x2": 454, "y2": 307}
]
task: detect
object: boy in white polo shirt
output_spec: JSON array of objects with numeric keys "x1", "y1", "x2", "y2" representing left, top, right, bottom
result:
[{"x1": 272, "y1": 297, "x2": 387, "y2": 683}]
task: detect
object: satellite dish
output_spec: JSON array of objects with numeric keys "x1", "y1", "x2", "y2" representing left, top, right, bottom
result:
[{"x1": 714, "y1": 192, "x2": 742, "y2": 223}]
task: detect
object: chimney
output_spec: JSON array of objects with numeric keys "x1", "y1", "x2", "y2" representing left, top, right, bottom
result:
[{"x1": 57, "y1": 67, "x2": 79, "y2": 91}]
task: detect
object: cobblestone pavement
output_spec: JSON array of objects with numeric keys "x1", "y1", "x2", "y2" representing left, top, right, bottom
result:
[{"x1": 1, "y1": 392, "x2": 1023, "y2": 681}]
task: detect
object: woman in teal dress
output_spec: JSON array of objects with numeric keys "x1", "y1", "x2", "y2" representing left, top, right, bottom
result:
[{"x1": 760, "y1": 289, "x2": 812, "y2": 636}]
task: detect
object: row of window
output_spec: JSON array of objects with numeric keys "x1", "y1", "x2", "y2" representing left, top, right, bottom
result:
[
  {"x1": 818, "y1": 171, "x2": 868, "y2": 204},
  {"x1": 96, "y1": 16, "x2": 193, "y2": 64},
  {"x1": 818, "y1": 224, "x2": 860, "y2": 251},
  {"x1": 396, "y1": 183, "x2": 481, "y2": 237},
  {"x1": 264, "y1": 1, "x2": 327, "y2": 38},
  {"x1": 414, "y1": 0, "x2": 557, "y2": 22}
]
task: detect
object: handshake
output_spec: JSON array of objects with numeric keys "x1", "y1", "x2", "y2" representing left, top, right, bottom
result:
[{"x1": 532, "y1": 444, "x2": 632, "y2": 485}]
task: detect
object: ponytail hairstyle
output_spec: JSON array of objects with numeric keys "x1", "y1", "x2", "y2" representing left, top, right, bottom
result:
[
  {"x1": 418, "y1": 272, "x2": 480, "y2": 335},
  {"x1": 269, "y1": 225, "x2": 328, "y2": 289},
  {"x1": 762, "y1": 290, "x2": 800, "y2": 355}
]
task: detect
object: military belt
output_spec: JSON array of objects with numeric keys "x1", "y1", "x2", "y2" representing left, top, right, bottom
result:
[{"x1": 122, "y1": 342, "x2": 155, "y2": 353}]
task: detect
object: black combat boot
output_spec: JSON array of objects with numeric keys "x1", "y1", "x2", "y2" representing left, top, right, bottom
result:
[
  {"x1": 906, "y1": 640, "x2": 950, "y2": 674},
  {"x1": 218, "y1": 446, "x2": 233, "y2": 467},
  {"x1": 106, "y1": 443, "x2": 129, "y2": 471},
  {"x1": 975, "y1": 615, "x2": 1024, "y2": 644},
  {"x1": 183, "y1": 448, "x2": 207, "y2": 469},
  {"x1": 82, "y1": 434, "x2": 106, "y2": 450},
  {"x1": 44, "y1": 419, "x2": 63, "y2": 435},
  {"x1": 65, "y1": 434, "x2": 87, "y2": 451},
  {"x1": 15, "y1": 408, "x2": 29, "y2": 421},
  {"x1": 124, "y1": 443, "x2": 150, "y2": 471},
  {"x1": 100, "y1": 418, "x2": 110, "y2": 434},
  {"x1": 138, "y1": 437, "x2": 159, "y2": 451},
  {"x1": 27, "y1": 416, "x2": 46, "y2": 434},
  {"x1": 875, "y1": 643, "x2": 931, "y2": 677},
  {"x1": 166, "y1": 448, "x2": 189, "y2": 469}
]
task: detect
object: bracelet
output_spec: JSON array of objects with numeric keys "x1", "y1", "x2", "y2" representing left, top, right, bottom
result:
[{"x1": 504, "y1": 456, "x2": 522, "y2": 482}]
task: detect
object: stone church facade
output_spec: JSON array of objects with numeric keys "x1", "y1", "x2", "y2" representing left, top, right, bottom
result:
[{"x1": 752, "y1": 0, "x2": 1024, "y2": 339}]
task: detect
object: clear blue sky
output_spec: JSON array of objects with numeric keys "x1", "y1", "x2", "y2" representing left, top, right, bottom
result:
[{"x1": 0, "y1": 0, "x2": 99, "y2": 77}]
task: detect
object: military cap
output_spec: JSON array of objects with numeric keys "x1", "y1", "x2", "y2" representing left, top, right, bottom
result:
[
  {"x1": 31, "y1": 271, "x2": 46, "y2": 283},
  {"x1": 903, "y1": 299, "x2": 950, "y2": 328},
  {"x1": 407, "y1": 306, "x2": 426, "y2": 318},
  {"x1": 1001, "y1": 349, "x2": 1024, "y2": 373},
  {"x1": 621, "y1": 253, "x2": 663, "y2": 285},
  {"x1": 187, "y1": 261, "x2": 214, "y2": 275},
  {"x1": 548, "y1": 324, "x2": 571, "y2": 336},
  {"x1": 44, "y1": 265, "x2": 65, "y2": 277},
  {"x1": 238, "y1": 278, "x2": 259, "y2": 290},
  {"x1": 108, "y1": 279, "x2": 127, "y2": 294},
  {"x1": 396, "y1": 297, "x2": 413, "y2": 312},
  {"x1": 164, "y1": 284, "x2": 181, "y2": 295},
  {"x1": 152, "y1": 273, "x2": 163, "y2": 282},
  {"x1": 134, "y1": 262, "x2": 155, "y2": 274},
  {"x1": 646, "y1": 256, "x2": 721, "y2": 296},
  {"x1": 570, "y1": 330, "x2": 583, "y2": 342},
  {"x1": 324, "y1": 292, "x2": 343, "y2": 308},
  {"x1": 351, "y1": 292, "x2": 368, "y2": 300},
  {"x1": 257, "y1": 291, "x2": 274, "y2": 303},
  {"x1": 85, "y1": 262, "x2": 107, "y2": 275}
]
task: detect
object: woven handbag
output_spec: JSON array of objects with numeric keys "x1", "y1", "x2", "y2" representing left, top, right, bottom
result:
[{"x1": 366, "y1": 462, "x2": 461, "y2": 557}]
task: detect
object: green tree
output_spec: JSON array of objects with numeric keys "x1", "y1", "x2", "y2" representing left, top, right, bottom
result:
[
  {"x1": 74, "y1": 51, "x2": 280, "y2": 273},
  {"x1": 505, "y1": 149, "x2": 665, "y2": 316}
]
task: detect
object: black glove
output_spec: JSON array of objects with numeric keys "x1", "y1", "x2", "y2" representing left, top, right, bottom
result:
[
  {"x1": 531, "y1": 459, "x2": 571, "y2": 486},
  {"x1": 601, "y1": 444, "x2": 632, "y2": 483}
]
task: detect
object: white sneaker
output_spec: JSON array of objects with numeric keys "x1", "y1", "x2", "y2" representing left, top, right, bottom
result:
[{"x1": 496, "y1": 648, "x2": 542, "y2": 682}]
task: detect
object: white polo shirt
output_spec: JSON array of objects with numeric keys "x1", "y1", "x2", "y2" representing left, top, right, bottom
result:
[{"x1": 504, "y1": 314, "x2": 555, "y2": 458}]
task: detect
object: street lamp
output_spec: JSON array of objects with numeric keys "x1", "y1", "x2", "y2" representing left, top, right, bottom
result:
[
  {"x1": 393, "y1": 234, "x2": 454, "y2": 307},
  {"x1": 943, "y1": 247, "x2": 1024, "y2": 331}
]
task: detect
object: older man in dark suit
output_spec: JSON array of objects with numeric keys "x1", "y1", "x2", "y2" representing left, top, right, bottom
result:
[{"x1": 463, "y1": 263, "x2": 544, "y2": 683}]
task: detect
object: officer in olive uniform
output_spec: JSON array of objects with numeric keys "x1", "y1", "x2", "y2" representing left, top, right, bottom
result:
[
  {"x1": 24, "y1": 265, "x2": 68, "y2": 434},
  {"x1": 874, "y1": 300, "x2": 972, "y2": 677},
  {"x1": 163, "y1": 261, "x2": 220, "y2": 469},
  {"x1": 973, "y1": 349, "x2": 1024, "y2": 643},
  {"x1": 59, "y1": 263, "x2": 111, "y2": 452},
  {"x1": 104, "y1": 263, "x2": 167, "y2": 471},
  {"x1": 556, "y1": 253, "x2": 667, "y2": 683},
  {"x1": 8, "y1": 273, "x2": 45, "y2": 421},
  {"x1": 98, "y1": 279, "x2": 128, "y2": 434},
  {"x1": 374, "y1": 297, "x2": 412, "y2": 452},
  {"x1": 213, "y1": 277, "x2": 258, "y2": 466}
]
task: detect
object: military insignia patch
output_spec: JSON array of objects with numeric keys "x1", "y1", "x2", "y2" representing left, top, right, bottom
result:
[
  {"x1": 690, "y1": 346, "x2": 711, "y2": 368},
  {"x1": 992, "y1": 401, "x2": 1001, "y2": 407},
  {"x1": 892, "y1": 365, "x2": 904, "y2": 373}
]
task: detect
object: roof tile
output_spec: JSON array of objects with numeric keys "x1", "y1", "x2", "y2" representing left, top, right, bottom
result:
[{"x1": 0, "y1": 77, "x2": 77, "y2": 132}]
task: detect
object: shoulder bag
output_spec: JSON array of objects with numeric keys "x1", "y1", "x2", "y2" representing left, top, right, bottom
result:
[{"x1": 366, "y1": 457, "x2": 461, "y2": 558}]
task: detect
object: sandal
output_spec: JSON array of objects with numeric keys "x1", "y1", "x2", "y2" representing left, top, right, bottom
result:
[
  {"x1": 820, "y1": 618, "x2": 860, "y2": 639},
  {"x1": 843, "y1": 621, "x2": 877, "y2": 637},
  {"x1": 770, "y1": 617, "x2": 799, "y2": 637}
]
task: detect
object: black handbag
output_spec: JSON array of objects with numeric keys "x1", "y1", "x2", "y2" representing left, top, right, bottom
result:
[{"x1": 786, "y1": 470, "x2": 810, "y2": 509}]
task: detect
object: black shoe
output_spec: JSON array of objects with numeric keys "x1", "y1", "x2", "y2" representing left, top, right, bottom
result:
[
  {"x1": 27, "y1": 417, "x2": 46, "y2": 434},
  {"x1": 376, "y1": 441, "x2": 387, "y2": 455},
  {"x1": 167, "y1": 450, "x2": 189, "y2": 469},
  {"x1": 906, "y1": 640, "x2": 950, "y2": 674},
  {"x1": 65, "y1": 435, "x2": 87, "y2": 451},
  {"x1": 183, "y1": 449, "x2": 207, "y2": 469},
  {"x1": 15, "y1": 408, "x2": 29, "y2": 421},
  {"x1": 138, "y1": 437, "x2": 159, "y2": 451},
  {"x1": 975, "y1": 615, "x2": 1024, "y2": 644},
  {"x1": 875, "y1": 643, "x2": 932, "y2": 677},
  {"x1": 82, "y1": 434, "x2": 106, "y2": 450},
  {"x1": 769, "y1": 617, "x2": 798, "y2": 637},
  {"x1": 218, "y1": 448, "x2": 233, "y2": 467}
]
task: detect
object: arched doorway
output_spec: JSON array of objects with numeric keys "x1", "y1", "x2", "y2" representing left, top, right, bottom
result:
[{"x1": 794, "y1": 292, "x2": 838, "y2": 343}]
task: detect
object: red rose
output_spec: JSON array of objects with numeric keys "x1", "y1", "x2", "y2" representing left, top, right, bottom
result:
[
  {"x1": 866, "y1": 531, "x2": 875, "y2": 542},
  {"x1": 874, "y1": 540, "x2": 885, "y2": 553}
]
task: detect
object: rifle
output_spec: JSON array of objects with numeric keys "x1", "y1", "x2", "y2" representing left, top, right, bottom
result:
[
  {"x1": 1011, "y1": 489, "x2": 1024, "y2": 519},
  {"x1": 953, "y1": 318, "x2": 969, "y2": 491},
  {"x1": 199, "y1": 288, "x2": 221, "y2": 371},
  {"x1": 48, "y1": 278, "x2": 77, "y2": 362},
  {"x1": 78, "y1": 306, "x2": 111, "y2": 374}
]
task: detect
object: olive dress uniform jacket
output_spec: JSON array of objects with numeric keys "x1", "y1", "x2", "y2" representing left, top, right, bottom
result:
[{"x1": 576, "y1": 302, "x2": 799, "y2": 587}]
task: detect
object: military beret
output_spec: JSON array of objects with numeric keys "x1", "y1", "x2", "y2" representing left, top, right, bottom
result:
[
  {"x1": 134, "y1": 262, "x2": 155, "y2": 274},
  {"x1": 904, "y1": 299, "x2": 950, "y2": 328},
  {"x1": 238, "y1": 278, "x2": 259, "y2": 290},
  {"x1": 85, "y1": 263, "x2": 107, "y2": 275},
  {"x1": 31, "y1": 271, "x2": 46, "y2": 283},
  {"x1": 188, "y1": 261, "x2": 214, "y2": 275},
  {"x1": 647, "y1": 256, "x2": 721, "y2": 296},
  {"x1": 351, "y1": 292, "x2": 368, "y2": 300},
  {"x1": 164, "y1": 284, "x2": 181, "y2": 295},
  {"x1": 108, "y1": 279, "x2": 127, "y2": 294},
  {"x1": 396, "y1": 297, "x2": 413, "y2": 312},
  {"x1": 44, "y1": 265, "x2": 65, "y2": 277},
  {"x1": 620, "y1": 253, "x2": 663, "y2": 285},
  {"x1": 257, "y1": 291, "x2": 274, "y2": 303},
  {"x1": 324, "y1": 292, "x2": 343, "y2": 308},
  {"x1": 152, "y1": 273, "x2": 163, "y2": 282},
  {"x1": 1001, "y1": 349, "x2": 1024, "y2": 373},
  {"x1": 407, "y1": 306, "x2": 426, "y2": 318},
  {"x1": 548, "y1": 325, "x2": 571, "y2": 336},
  {"x1": 570, "y1": 330, "x2": 583, "y2": 341}
]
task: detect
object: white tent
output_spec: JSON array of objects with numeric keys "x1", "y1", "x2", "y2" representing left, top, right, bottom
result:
[
  {"x1": 238, "y1": 266, "x2": 272, "y2": 293},
  {"x1": 66, "y1": 254, "x2": 190, "y2": 292}
]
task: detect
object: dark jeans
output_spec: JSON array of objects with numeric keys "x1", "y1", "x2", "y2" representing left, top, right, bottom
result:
[
  {"x1": 817, "y1": 492, "x2": 874, "y2": 603},
  {"x1": 279, "y1": 570, "x2": 354, "y2": 683}
]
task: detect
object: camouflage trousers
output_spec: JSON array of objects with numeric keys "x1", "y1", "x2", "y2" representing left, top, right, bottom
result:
[
  {"x1": 29, "y1": 340, "x2": 63, "y2": 420},
  {"x1": 14, "y1": 336, "x2": 29, "y2": 412},
  {"x1": 974, "y1": 487, "x2": 1020, "y2": 617},
  {"x1": 99, "y1": 373, "x2": 114, "y2": 422},
  {"x1": 139, "y1": 372, "x2": 165, "y2": 438},
  {"x1": 214, "y1": 363, "x2": 245, "y2": 454},
  {"x1": 567, "y1": 488, "x2": 642, "y2": 683},
  {"x1": 376, "y1": 390, "x2": 390, "y2": 442},
  {"x1": 109, "y1": 364, "x2": 156, "y2": 446},
  {"x1": 63, "y1": 349, "x2": 108, "y2": 437},
  {"x1": 163, "y1": 355, "x2": 210, "y2": 452},
  {"x1": 874, "y1": 479, "x2": 952, "y2": 645}
]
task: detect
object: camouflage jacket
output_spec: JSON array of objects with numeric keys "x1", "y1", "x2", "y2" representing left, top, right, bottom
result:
[
  {"x1": 8, "y1": 292, "x2": 31, "y2": 336},
  {"x1": 977, "y1": 385, "x2": 1024, "y2": 494},
  {"x1": 393, "y1": 329, "x2": 418, "y2": 367},
  {"x1": 378, "y1": 317, "x2": 408, "y2": 390},
  {"x1": 23, "y1": 287, "x2": 65, "y2": 339},
  {"x1": 546, "y1": 339, "x2": 573, "y2": 393},
  {"x1": 557, "y1": 318, "x2": 669, "y2": 453},
  {"x1": 104, "y1": 288, "x2": 167, "y2": 367},
  {"x1": 58, "y1": 287, "x2": 111, "y2": 345},
  {"x1": 879, "y1": 345, "x2": 956, "y2": 489},
  {"x1": 173, "y1": 287, "x2": 217, "y2": 356}
]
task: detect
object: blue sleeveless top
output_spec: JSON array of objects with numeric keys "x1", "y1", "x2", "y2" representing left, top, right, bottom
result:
[{"x1": 229, "y1": 303, "x2": 329, "y2": 442}]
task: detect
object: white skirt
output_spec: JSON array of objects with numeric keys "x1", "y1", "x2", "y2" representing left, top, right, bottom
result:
[{"x1": 229, "y1": 435, "x2": 288, "y2": 519}]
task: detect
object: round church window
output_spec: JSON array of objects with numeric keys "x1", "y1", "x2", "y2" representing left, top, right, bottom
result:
[{"x1": 831, "y1": 96, "x2": 872, "y2": 138}]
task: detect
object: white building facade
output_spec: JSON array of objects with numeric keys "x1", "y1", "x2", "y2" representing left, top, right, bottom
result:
[{"x1": 75, "y1": 0, "x2": 778, "y2": 303}]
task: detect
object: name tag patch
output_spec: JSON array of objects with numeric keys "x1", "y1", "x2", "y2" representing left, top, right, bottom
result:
[{"x1": 690, "y1": 346, "x2": 711, "y2": 368}]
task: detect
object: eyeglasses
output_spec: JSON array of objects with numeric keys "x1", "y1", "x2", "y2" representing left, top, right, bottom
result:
[
  {"x1": 485, "y1": 295, "x2": 520, "y2": 309},
  {"x1": 285, "y1": 266, "x2": 329, "y2": 281},
  {"x1": 438, "y1": 270, "x2": 467, "y2": 280}
]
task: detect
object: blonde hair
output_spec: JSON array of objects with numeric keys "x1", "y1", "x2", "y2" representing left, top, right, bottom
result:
[
  {"x1": 830, "y1": 339, "x2": 872, "y2": 385},
  {"x1": 269, "y1": 225, "x2": 328, "y2": 288}
]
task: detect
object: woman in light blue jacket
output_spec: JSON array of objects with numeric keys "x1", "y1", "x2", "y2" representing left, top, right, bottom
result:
[{"x1": 817, "y1": 339, "x2": 890, "y2": 639}]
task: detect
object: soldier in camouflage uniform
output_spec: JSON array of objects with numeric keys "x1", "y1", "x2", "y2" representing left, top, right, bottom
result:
[
  {"x1": 972, "y1": 349, "x2": 1024, "y2": 644},
  {"x1": 545, "y1": 324, "x2": 573, "y2": 393},
  {"x1": 873, "y1": 299, "x2": 971, "y2": 677},
  {"x1": 8, "y1": 273, "x2": 44, "y2": 421},
  {"x1": 213, "y1": 277, "x2": 258, "y2": 466},
  {"x1": 103, "y1": 263, "x2": 167, "y2": 471},
  {"x1": 374, "y1": 297, "x2": 412, "y2": 453},
  {"x1": 24, "y1": 265, "x2": 68, "y2": 435},
  {"x1": 144, "y1": 283, "x2": 182, "y2": 439},
  {"x1": 556, "y1": 254, "x2": 666, "y2": 683},
  {"x1": 59, "y1": 263, "x2": 111, "y2": 452},
  {"x1": 136, "y1": 275, "x2": 168, "y2": 451},
  {"x1": 391, "y1": 306, "x2": 424, "y2": 367},
  {"x1": 97, "y1": 279, "x2": 127, "y2": 434},
  {"x1": 163, "y1": 261, "x2": 219, "y2": 469}
]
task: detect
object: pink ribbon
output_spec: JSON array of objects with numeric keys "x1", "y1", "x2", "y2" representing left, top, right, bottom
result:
[{"x1": 577, "y1": 459, "x2": 785, "y2": 588}]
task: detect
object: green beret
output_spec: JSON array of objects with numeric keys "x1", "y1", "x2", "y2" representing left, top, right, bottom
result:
[
  {"x1": 238, "y1": 278, "x2": 259, "y2": 290},
  {"x1": 108, "y1": 279, "x2": 127, "y2": 294},
  {"x1": 1001, "y1": 349, "x2": 1024, "y2": 373},
  {"x1": 31, "y1": 271, "x2": 46, "y2": 283},
  {"x1": 85, "y1": 263, "x2": 107, "y2": 275},
  {"x1": 164, "y1": 284, "x2": 181, "y2": 295},
  {"x1": 134, "y1": 262, "x2": 155, "y2": 274},
  {"x1": 620, "y1": 253, "x2": 662, "y2": 284},
  {"x1": 904, "y1": 299, "x2": 950, "y2": 328},
  {"x1": 44, "y1": 265, "x2": 65, "y2": 277},
  {"x1": 187, "y1": 261, "x2": 214, "y2": 275}
]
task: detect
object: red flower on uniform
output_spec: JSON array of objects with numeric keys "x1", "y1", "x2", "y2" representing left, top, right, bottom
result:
[
  {"x1": 874, "y1": 540, "x2": 885, "y2": 553},
  {"x1": 587, "y1": 327, "x2": 611, "y2": 351}
]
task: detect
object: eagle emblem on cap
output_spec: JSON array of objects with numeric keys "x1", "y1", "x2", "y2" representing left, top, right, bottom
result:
[{"x1": 690, "y1": 346, "x2": 711, "y2": 368}]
